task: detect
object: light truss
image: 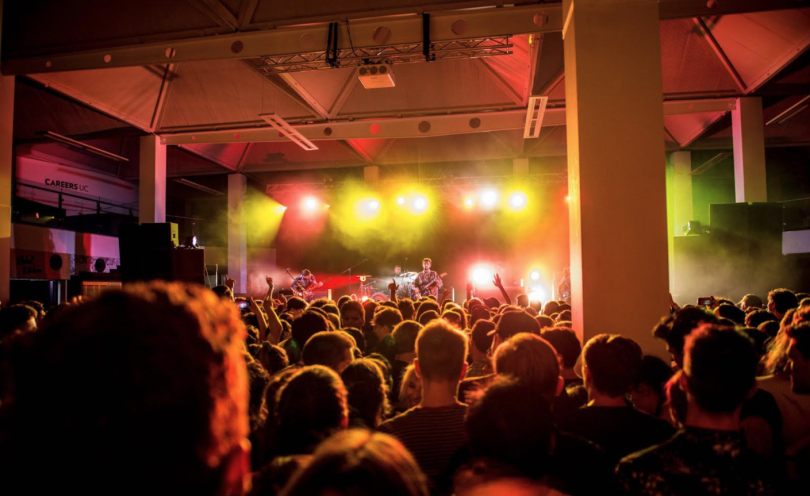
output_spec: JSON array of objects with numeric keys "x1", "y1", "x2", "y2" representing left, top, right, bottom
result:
[
  {"x1": 254, "y1": 38, "x2": 512, "y2": 73},
  {"x1": 264, "y1": 173, "x2": 567, "y2": 195}
]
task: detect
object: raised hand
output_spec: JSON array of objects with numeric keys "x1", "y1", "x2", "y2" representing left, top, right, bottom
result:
[
  {"x1": 224, "y1": 275, "x2": 235, "y2": 289},
  {"x1": 266, "y1": 276, "x2": 274, "y2": 287},
  {"x1": 493, "y1": 273, "x2": 503, "y2": 289},
  {"x1": 388, "y1": 278, "x2": 399, "y2": 292},
  {"x1": 466, "y1": 280, "x2": 474, "y2": 292}
]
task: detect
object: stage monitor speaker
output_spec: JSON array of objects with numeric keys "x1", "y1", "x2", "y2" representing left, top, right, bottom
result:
[{"x1": 139, "y1": 222, "x2": 179, "y2": 249}]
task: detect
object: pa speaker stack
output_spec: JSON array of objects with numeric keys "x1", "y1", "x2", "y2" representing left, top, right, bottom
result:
[{"x1": 119, "y1": 223, "x2": 204, "y2": 284}]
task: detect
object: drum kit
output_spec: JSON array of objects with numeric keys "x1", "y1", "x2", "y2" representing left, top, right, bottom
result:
[{"x1": 356, "y1": 272, "x2": 419, "y2": 301}]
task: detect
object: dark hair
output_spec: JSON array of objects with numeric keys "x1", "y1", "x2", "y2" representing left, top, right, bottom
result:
[
  {"x1": 758, "y1": 320, "x2": 780, "y2": 339},
  {"x1": 540, "y1": 328, "x2": 581, "y2": 369},
  {"x1": 341, "y1": 359, "x2": 389, "y2": 428},
  {"x1": 211, "y1": 285, "x2": 233, "y2": 300},
  {"x1": 302, "y1": 332, "x2": 355, "y2": 372},
  {"x1": 392, "y1": 321, "x2": 423, "y2": 355},
  {"x1": 542, "y1": 300, "x2": 560, "y2": 316},
  {"x1": 374, "y1": 307, "x2": 404, "y2": 330},
  {"x1": 652, "y1": 306, "x2": 718, "y2": 362},
  {"x1": 535, "y1": 314, "x2": 555, "y2": 330},
  {"x1": 415, "y1": 321, "x2": 468, "y2": 382},
  {"x1": 275, "y1": 365, "x2": 348, "y2": 455},
  {"x1": 415, "y1": 300, "x2": 440, "y2": 321},
  {"x1": 258, "y1": 343, "x2": 290, "y2": 375},
  {"x1": 769, "y1": 288, "x2": 799, "y2": 315},
  {"x1": 422, "y1": 258, "x2": 432, "y2": 264},
  {"x1": 635, "y1": 355, "x2": 674, "y2": 395},
  {"x1": 495, "y1": 311, "x2": 540, "y2": 340},
  {"x1": 287, "y1": 296, "x2": 308, "y2": 312},
  {"x1": 471, "y1": 320, "x2": 495, "y2": 354},
  {"x1": 557, "y1": 309, "x2": 572, "y2": 322},
  {"x1": 247, "y1": 360, "x2": 271, "y2": 429},
  {"x1": 582, "y1": 334, "x2": 643, "y2": 397},
  {"x1": 465, "y1": 377, "x2": 554, "y2": 479},
  {"x1": 417, "y1": 310, "x2": 439, "y2": 326},
  {"x1": 340, "y1": 300, "x2": 365, "y2": 318},
  {"x1": 786, "y1": 322, "x2": 810, "y2": 360},
  {"x1": 0, "y1": 282, "x2": 248, "y2": 495},
  {"x1": 741, "y1": 294, "x2": 763, "y2": 310},
  {"x1": 684, "y1": 325, "x2": 758, "y2": 413},
  {"x1": 281, "y1": 430, "x2": 429, "y2": 496},
  {"x1": 745, "y1": 309, "x2": 778, "y2": 329},
  {"x1": 398, "y1": 299, "x2": 416, "y2": 320},
  {"x1": 714, "y1": 304, "x2": 746, "y2": 325},
  {"x1": 291, "y1": 310, "x2": 330, "y2": 349},
  {"x1": 0, "y1": 304, "x2": 37, "y2": 339},
  {"x1": 494, "y1": 334, "x2": 560, "y2": 399},
  {"x1": 337, "y1": 295, "x2": 352, "y2": 309},
  {"x1": 469, "y1": 306, "x2": 491, "y2": 327}
]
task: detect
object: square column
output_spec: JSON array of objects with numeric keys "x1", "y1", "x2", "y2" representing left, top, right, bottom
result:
[
  {"x1": 671, "y1": 151, "x2": 693, "y2": 235},
  {"x1": 0, "y1": 77, "x2": 14, "y2": 304},
  {"x1": 228, "y1": 174, "x2": 247, "y2": 295},
  {"x1": 563, "y1": 0, "x2": 669, "y2": 355},
  {"x1": 139, "y1": 135, "x2": 167, "y2": 223},
  {"x1": 732, "y1": 97, "x2": 767, "y2": 202}
]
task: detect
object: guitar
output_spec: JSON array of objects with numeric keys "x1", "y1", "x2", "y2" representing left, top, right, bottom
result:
[
  {"x1": 287, "y1": 269, "x2": 332, "y2": 301},
  {"x1": 413, "y1": 272, "x2": 447, "y2": 298}
]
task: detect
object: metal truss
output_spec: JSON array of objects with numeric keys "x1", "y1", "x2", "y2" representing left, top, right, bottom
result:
[{"x1": 254, "y1": 38, "x2": 512, "y2": 73}]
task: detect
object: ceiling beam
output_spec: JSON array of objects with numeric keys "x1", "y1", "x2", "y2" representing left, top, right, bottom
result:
[
  {"x1": 178, "y1": 144, "x2": 237, "y2": 171},
  {"x1": 692, "y1": 17, "x2": 746, "y2": 92},
  {"x1": 278, "y1": 73, "x2": 331, "y2": 120},
  {"x1": 149, "y1": 63, "x2": 177, "y2": 132},
  {"x1": 659, "y1": 0, "x2": 805, "y2": 20},
  {"x1": 160, "y1": 98, "x2": 737, "y2": 145},
  {"x1": 186, "y1": 0, "x2": 239, "y2": 31},
  {"x1": 338, "y1": 139, "x2": 375, "y2": 164},
  {"x1": 329, "y1": 71, "x2": 359, "y2": 118},
  {"x1": 2, "y1": 4, "x2": 564, "y2": 75},
  {"x1": 476, "y1": 58, "x2": 523, "y2": 106}
]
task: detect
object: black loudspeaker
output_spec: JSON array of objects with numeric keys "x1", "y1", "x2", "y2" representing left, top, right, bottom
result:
[{"x1": 119, "y1": 223, "x2": 180, "y2": 283}]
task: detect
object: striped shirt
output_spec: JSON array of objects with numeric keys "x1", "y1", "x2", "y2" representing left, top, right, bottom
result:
[{"x1": 378, "y1": 403, "x2": 467, "y2": 493}]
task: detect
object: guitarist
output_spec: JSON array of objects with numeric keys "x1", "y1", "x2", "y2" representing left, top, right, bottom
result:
[
  {"x1": 413, "y1": 258, "x2": 443, "y2": 298},
  {"x1": 291, "y1": 269, "x2": 320, "y2": 301}
]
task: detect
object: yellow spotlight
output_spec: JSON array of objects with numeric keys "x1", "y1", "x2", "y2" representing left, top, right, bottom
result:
[
  {"x1": 530, "y1": 270, "x2": 541, "y2": 281},
  {"x1": 369, "y1": 199, "x2": 380, "y2": 211},
  {"x1": 509, "y1": 192, "x2": 528, "y2": 210},
  {"x1": 354, "y1": 196, "x2": 381, "y2": 221},
  {"x1": 529, "y1": 288, "x2": 546, "y2": 302},
  {"x1": 396, "y1": 196, "x2": 406, "y2": 205},
  {"x1": 274, "y1": 205, "x2": 288, "y2": 214},
  {"x1": 303, "y1": 196, "x2": 319, "y2": 211},
  {"x1": 566, "y1": 196, "x2": 572, "y2": 202},
  {"x1": 412, "y1": 195, "x2": 428, "y2": 213},
  {"x1": 481, "y1": 189, "x2": 498, "y2": 208},
  {"x1": 464, "y1": 197, "x2": 475, "y2": 209}
]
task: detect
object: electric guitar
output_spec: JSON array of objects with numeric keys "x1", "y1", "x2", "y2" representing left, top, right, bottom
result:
[
  {"x1": 287, "y1": 269, "x2": 331, "y2": 301},
  {"x1": 413, "y1": 272, "x2": 447, "y2": 298}
]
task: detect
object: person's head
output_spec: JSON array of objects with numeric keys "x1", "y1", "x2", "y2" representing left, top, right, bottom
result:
[
  {"x1": 739, "y1": 294, "x2": 763, "y2": 312},
  {"x1": 786, "y1": 322, "x2": 810, "y2": 393},
  {"x1": 491, "y1": 311, "x2": 540, "y2": 352},
  {"x1": 469, "y1": 305, "x2": 491, "y2": 327},
  {"x1": 291, "y1": 310, "x2": 330, "y2": 351},
  {"x1": 630, "y1": 355, "x2": 674, "y2": 417},
  {"x1": 493, "y1": 334, "x2": 562, "y2": 400},
  {"x1": 534, "y1": 314, "x2": 555, "y2": 330},
  {"x1": 1, "y1": 282, "x2": 250, "y2": 495},
  {"x1": 302, "y1": 331, "x2": 355, "y2": 373},
  {"x1": 556, "y1": 309, "x2": 572, "y2": 322},
  {"x1": 398, "y1": 364, "x2": 422, "y2": 411},
  {"x1": 713, "y1": 304, "x2": 746, "y2": 325},
  {"x1": 275, "y1": 365, "x2": 348, "y2": 455},
  {"x1": 758, "y1": 320, "x2": 780, "y2": 339},
  {"x1": 652, "y1": 306, "x2": 718, "y2": 368},
  {"x1": 258, "y1": 343, "x2": 289, "y2": 375},
  {"x1": 281, "y1": 429, "x2": 429, "y2": 496},
  {"x1": 542, "y1": 300, "x2": 559, "y2": 316},
  {"x1": 414, "y1": 321, "x2": 469, "y2": 385},
  {"x1": 372, "y1": 307, "x2": 404, "y2": 340},
  {"x1": 516, "y1": 293, "x2": 529, "y2": 308},
  {"x1": 301, "y1": 269, "x2": 311, "y2": 277},
  {"x1": 540, "y1": 328, "x2": 581, "y2": 370},
  {"x1": 247, "y1": 360, "x2": 270, "y2": 427},
  {"x1": 682, "y1": 325, "x2": 758, "y2": 416},
  {"x1": 465, "y1": 377, "x2": 554, "y2": 478},
  {"x1": 339, "y1": 300, "x2": 365, "y2": 329},
  {"x1": 442, "y1": 309, "x2": 464, "y2": 329},
  {"x1": 470, "y1": 320, "x2": 495, "y2": 356},
  {"x1": 392, "y1": 320, "x2": 423, "y2": 358},
  {"x1": 341, "y1": 359, "x2": 389, "y2": 428},
  {"x1": 211, "y1": 285, "x2": 234, "y2": 301},
  {"x1": 745, "y1": 309, "x2": 778, "y2": 329},
  {"x1": 363, "y1": 300, "x2": 379, "y2": 322},
  {"x1": 415, "y1": 299, "x2": 439, "y2": 320},
  {"x1": 768, "y1": 288, "x2": 799, "y2": 318},
  {"x1": 394, "y1": 265, "x2": 402, "y2": 275},
  {"x1": 417, "y1": 309, "x2": 439, "y2": 326},
  {"x1": 581, "y1": 334, "x2": 643, "y2": 399},
  {"x1": 0, "y1": 304, "x2": 37, "y2": 340},
  {"x1": 422, "y1": 258, "x2": 432, "y2": 271},
  {"x1": 287, "y1": 296, "x2": 308, "y2": 317},
  {"x1": 398, "y1": 299, "x2": 416, "y2": 321}
]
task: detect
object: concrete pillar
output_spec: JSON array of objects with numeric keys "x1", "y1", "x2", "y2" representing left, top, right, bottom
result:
[
  {"x1": 363, "y1": 165, "x2": 379, "y2": 185},
  {"x1": 732, "y1": 97, "x2": 767, "y2": 203},
  {"x1": 228, "y1": 174, "x2": 247, "y2": 295},
  {"x1": 139, "y1": 135, "x2": 166, "y2": 223},
  {"x1": 513, "y1": 157, "x2": 529, "y2": 176},
  {"x1": 0, "y1": 77, "x2": 14, "y2": 304},
  {"x1": 671, "y1": 151, "x2": 693, "y2": 235},
  {"x1": 563, "y1": 0, "x2": 669, "y2": 355}
]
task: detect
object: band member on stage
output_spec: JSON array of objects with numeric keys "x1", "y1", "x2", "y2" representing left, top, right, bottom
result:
[
  {"x1": 292, "y1": 269, "x2": 318, "y2": 298},
  {"x1": 413, "y1": 258, "x2": 442, "y2": 298}
]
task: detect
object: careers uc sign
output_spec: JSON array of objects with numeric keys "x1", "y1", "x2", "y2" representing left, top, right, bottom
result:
[{"x1": 44, "y1": 178, "x2": 90, "y2": 192}]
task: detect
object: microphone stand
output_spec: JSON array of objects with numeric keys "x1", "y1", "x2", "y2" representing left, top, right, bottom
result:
[{"x1": 341, "y1": 258, "x2": 368, "y2": 296}]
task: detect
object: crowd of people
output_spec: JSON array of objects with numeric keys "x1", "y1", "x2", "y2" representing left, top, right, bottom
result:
[{"x1": 0, "y1": 277, "x2": 808, "y2": 496}]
